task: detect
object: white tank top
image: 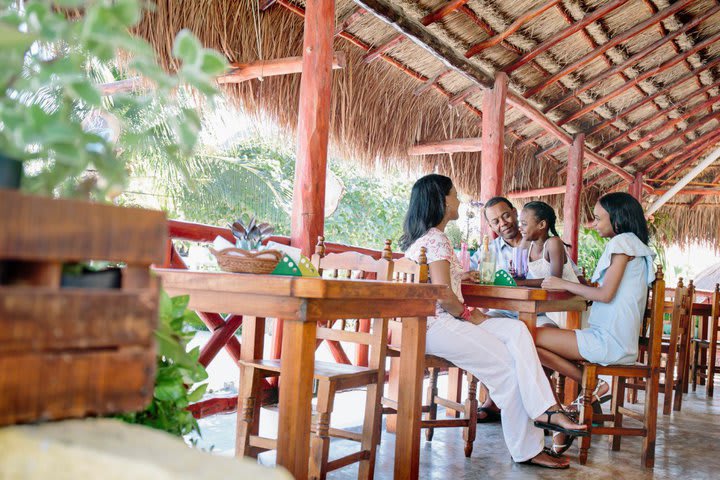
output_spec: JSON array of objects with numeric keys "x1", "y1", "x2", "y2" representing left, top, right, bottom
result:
[{"x1": 527, "y1": 240, "x2": 579, "y2": 284}]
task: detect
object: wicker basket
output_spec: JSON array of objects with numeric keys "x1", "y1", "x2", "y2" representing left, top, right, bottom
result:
[{"x1": 210, "y1": 247, "x2": 283, "y2": 274}]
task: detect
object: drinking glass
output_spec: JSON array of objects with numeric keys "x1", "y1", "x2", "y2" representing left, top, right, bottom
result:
[{"x1": 511, "y1": 247, "x2": 528, "y2": 280}]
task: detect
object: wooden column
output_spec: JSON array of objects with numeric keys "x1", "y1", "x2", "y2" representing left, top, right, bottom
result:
[
  {"x1": 290, "y1": 0, "x2": 335, "y2": 257},
  {"x1": 480, "y1": 72, "x2": 508, "y2": 234},
  {"x1": 563, "y1": 134, "x2": 584, "y2": 263},
  {"x1": 628, "y1": 172, "x2": 643, "y2": 202},
  {"x1": 278, "y1": 0, "x2": 335, "y2": 374}
]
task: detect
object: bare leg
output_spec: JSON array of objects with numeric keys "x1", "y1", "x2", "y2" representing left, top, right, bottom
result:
[{"x1": 537, "y1": 347, "x2": 583, "y2": 384}]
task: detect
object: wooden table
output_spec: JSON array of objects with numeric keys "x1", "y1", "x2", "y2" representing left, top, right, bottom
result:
[
  {"x1": 460, "y1": 283, "x2": 588, "y2": 403},
  {"x1": 461, "y1": 283, "x2": 587, "y2": 338},
  {"x1": 154, "y1": 269, "x2": 445, "y2": 479}
]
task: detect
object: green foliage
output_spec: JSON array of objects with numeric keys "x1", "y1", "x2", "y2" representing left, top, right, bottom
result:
[
  {"x1": 577, "y1": 227, "x2": 608, "y2": 279},
  {"x1": 445, "y1": 222, "x2": 463, "y2": 249},
  {"x1": 0, "y1": 0, "x2": 226, "y2": 198},
  {"x1": 116, "y1": 291, "x2": 208, "y2": 437}
]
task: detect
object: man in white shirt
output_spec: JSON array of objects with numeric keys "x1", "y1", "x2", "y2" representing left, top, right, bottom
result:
[{"x1": 470, "y1": 196, "x2": 523, "y2": 276}]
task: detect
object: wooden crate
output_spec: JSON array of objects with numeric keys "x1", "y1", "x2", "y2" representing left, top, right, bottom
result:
[{"x1": 0, "y1": 190, "x2": 166, "y2": 425}]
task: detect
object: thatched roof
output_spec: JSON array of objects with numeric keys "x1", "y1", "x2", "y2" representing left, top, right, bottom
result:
[
  {"x1": 135, "y1": 0, "x2": 720, "y2": 247},
  {"x1": 693, "y1": 261, "x2": 720, "y2": 291}
]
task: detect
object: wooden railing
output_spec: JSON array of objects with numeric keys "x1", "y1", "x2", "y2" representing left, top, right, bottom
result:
[{"x1": 165, "y1": 219, "x2": 399, "y2": 418}]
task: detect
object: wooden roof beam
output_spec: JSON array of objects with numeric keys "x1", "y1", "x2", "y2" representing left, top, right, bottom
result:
[
  {"x1": 507, "y1": 186, "x2": 567, "y2": 198},
  {"x1": 464, "y1": 0, "x2": 562, "y2": 58},
  {"x1": 354, "y1": 0, "x2": 632, "y2": 182},
  {"x1": 689, "y1": 171, "x2": 720, "y2": 208},
  {"x1": 597, "y1": 78, "x2": 720, "y2": 154},
  {"x1": 546, "y1": 2, "x2": 720, "y2": 116},
  {"x1": 586, "y1": 55, "x2": 720, "y2": 138},
  {"x1": 408, "y1": 138, "x2": 481, "y2": 155},
  {"x1": 525, "y1": 0, "x2": 695, "y2": 99},
  {"x1": 218, "y1": 53, "x2": 346, "y2": 84},
  {"x1": 501, "y1": 0, "x2": 629, "y2": 73},
  {"x1": 619, "y1": 110, "x2": 720, "y2": 169},
  {"x1": 607, "y1": 96, "x2": 720, "y2": 160},
  {"x1": 559, "y1": 32, "x2": 720, "y2": 127},
  {"x1": 335, "y1": 7, "x2": 367, "y2": 36},
  {"x1": 657, "y1": 136, "x2": 720, "y2": 183},
  {"x1": 363, "y1": 0, "x2": 468, "y2": 63},
  {"x1": 646, "y1": 128, "x2": 720, "y2": 179},
  {"x1": 647, "y1": 146, "x2": 720, "y2": 215}
]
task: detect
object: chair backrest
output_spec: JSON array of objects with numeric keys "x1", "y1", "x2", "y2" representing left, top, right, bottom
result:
[
  {"x1": 310, "y1": 236, "x2": 392, "y2": 369},
  {"x1": 668, "y1": 278, "x2": 693, "y2": 343},
  {"x1": 311, "y1": 236, "x2": 393, "y2": 280},
  {"x1": 645, "y1": 265, "x2": 667, "y2": 369},
  {"x1": 391, "y1": 247, "x2": 429, "y2": 284},
  {"x1": 712, "y1": 284, "x2": 720, "y2": 333}
]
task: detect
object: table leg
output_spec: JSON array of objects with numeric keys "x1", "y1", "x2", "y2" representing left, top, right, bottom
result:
[
  {"x1": 518, "y1": 312, "x2": 537, "y2": 339},
  {"x1": 395, "y1": 316, "x2": 427, "y2": 480},
  {"x1": 276, "y1": 319, "x2": 316, "y2": 479},
  {"x1": 445, "y1": 368, "x2": 462, "y2": 418}
]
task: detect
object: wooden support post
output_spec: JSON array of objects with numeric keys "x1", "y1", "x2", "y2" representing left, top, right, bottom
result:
[
  {"x1": 629, "y1": 172, "x2": 643, "y2": 202},
  {"x1": 480, "y1": 73, "x2": 508, "y2": 235},
  {"x1": 290, "y1": 0, "x2": 335, "y2": 257},
  {"x1": 563, "y1": 134, "x2": 584, "y2": 263}
]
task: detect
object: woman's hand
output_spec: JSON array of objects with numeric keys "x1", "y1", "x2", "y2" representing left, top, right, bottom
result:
[
  {"x1": 541, "y1": 276, "x2": 568, "y2": 291},
  {"x1": 462, "y1": 270, "x2": 480, "y2": 283},
  {"x1": 467, "y1": 309, "x2": 488, "y2": 325}
]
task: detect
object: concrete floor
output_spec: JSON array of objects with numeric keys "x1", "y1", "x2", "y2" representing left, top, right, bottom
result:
[{"x1": 193, "y1": 376, "x2": 720, "y2": 479}]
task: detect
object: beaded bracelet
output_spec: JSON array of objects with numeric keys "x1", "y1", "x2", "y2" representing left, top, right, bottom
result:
[{"x1": 459, "y1": 304, "x2": 472, "y2": 321}]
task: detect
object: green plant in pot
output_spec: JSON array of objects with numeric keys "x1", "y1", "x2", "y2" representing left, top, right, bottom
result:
[{"x1": 0, "y1": 0, "x2": 227, "y2": 197}]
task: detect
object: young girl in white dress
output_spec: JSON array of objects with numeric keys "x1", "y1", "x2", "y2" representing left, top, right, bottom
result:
[
  {"x1": 534, "y1": 192, "x2": 656, "y2": 455},
  {"x1": 517, "y1": 201, "x2": 580, "y2": 327},
  {"x1": 400, "y1": 174, "x2": 587, "y2": 469}
]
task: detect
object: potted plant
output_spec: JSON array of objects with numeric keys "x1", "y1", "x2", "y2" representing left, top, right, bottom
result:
[{"x1": 211, "y1": 215, "x2": 282, "y2": 274}]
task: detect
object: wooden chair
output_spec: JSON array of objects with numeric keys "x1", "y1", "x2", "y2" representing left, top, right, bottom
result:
[
  {"x1": 383, "y1": 249, "x2": 479, "y2": 457},
  {"x1": 627, "y1": 278, "x2": 693, "y2": 414},
  {"x1": 578, "y1": 265, "x2": 665, "y2": 468},
  {"x1": 690, "y1": 283, "x2": 720, "y2": 397},
  {"x1": 235, "y1": 237, "x2": 393, "y2": 479}
]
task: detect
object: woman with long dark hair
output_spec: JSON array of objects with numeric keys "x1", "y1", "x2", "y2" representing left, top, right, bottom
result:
[
  {"x1": 401, "y1": 174, "x2": 587, "y2": 469},
  {"x1": 535, "y1": 192, "x2": 655, "y2": 456}
]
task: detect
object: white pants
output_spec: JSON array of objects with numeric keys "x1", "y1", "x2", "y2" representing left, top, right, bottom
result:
[{"x1": 425, "y1": 316, "x2": 556, "y2": 462}]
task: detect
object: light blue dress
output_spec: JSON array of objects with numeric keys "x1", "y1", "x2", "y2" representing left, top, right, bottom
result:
[{"x1": 575, "y1": 233, "x2": 656, "y2": 365}]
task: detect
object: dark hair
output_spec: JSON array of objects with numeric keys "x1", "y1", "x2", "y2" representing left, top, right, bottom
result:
[
  {"x1": 483, "y1": 196, "x2": 515, "y2": 220},
  {"x1": 598, "y1": 192, "x2": 650, "y2": 244},
  {"x1": 522, "y1": 201, "x2": 569, "y2": 246},
  {"x1": 399, "y1": 174, "x2": 454, "y2": 251}
]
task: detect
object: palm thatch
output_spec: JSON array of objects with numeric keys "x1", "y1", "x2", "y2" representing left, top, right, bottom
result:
[{"x1": 134, "y1": 0, "x2": 720, "y2": 246}]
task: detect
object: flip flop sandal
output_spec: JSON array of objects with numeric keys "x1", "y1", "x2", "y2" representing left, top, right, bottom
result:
[
  {"x1": 517, "y1": 451, "x2": 570, "y2": 469},
  {"x1": 547, "y1": 431, "x2": 578, "y2": 457},
  {"x1": 476, "y1": 406, "x2": 501, "y2": 423},
  {"x1": 533, "y1": 409, "x2": 590, "y2": 437}
]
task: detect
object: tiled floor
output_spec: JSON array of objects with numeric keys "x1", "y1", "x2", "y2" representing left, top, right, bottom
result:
[{"x1": 191, "y1": 375, "x2": 720, "y2": 479}]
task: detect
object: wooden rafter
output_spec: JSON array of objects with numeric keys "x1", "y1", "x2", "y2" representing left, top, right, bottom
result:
[
  {"x1": 559, "y1": 32, "x2": 720, "y2": 127},
  {"x1": 620, "y1": 110, "x2": 720, "y2": 169},
  {"x1": 363, "y1": 0, "x2": 468, "y2": 63},
  {"x1": 586, "y1": 54, "x2": 720, "y2": 137},
  {"x1": 507, "y1": 186, "x2": 566, "y2": 198},
  {"x1": 464, "y1": 0, "x2": 562, "y2": 58},
  {"x1": 408, "y1": 138, "x2": 481, "y2": 155},
  {"x1": 597, "y1": 79, "x2": 720, "y2": 154},
  {"x1": 335, "y1": 7, "x2": 366, "y2": 36},
  {"x1": 655, "y1": 132, "x2": 720, "y2": 181},
  {"x1": 501, "y1": 0, "x2": 629, "y2": 73},
  {"x1": 647, "y1": 129, "x2": 720, "y2": 178},
  {"x1": 607, "y1": 96, "x2": 720, "y2": 160},
  {"x1": 690, "y1": 171, "x2": 720, "y2": 208},
  {"x1": 524, "y1": 0, "x2": 695, "y2": 99},
  {"x1": 218, "y1": 53, "x2": 346, "y2": 83}
]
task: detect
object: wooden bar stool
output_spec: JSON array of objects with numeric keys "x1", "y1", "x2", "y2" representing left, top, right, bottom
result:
[
  {"x1": 235, "y1": 238, "x2": 393, "y2": 479},
  {"x1": 691, "y1": 284, "x2": 720, "y2": 396},
  {"x1": 383, "y1": 250, "x2": 479, "y2": 457},
  {"x1": 578, "y1": 266, "x2": 665, "y2": 468}
]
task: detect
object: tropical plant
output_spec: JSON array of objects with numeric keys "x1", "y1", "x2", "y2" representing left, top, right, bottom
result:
[
  {"x1": 577, "y1": 226, "x2": 608, "y2": 279},
  {"x1": 445, "y1": 222, "x2": 463, "y2": 249},
  {"x1": 230, "y1": 214, "x2": 274, "y2": 250},
  {"x1": 0, "y1": 0, "x2": 226, "y2": 198},
  {"x1": 117, "y1": 291, "x2": 208, "y2": 437}
]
